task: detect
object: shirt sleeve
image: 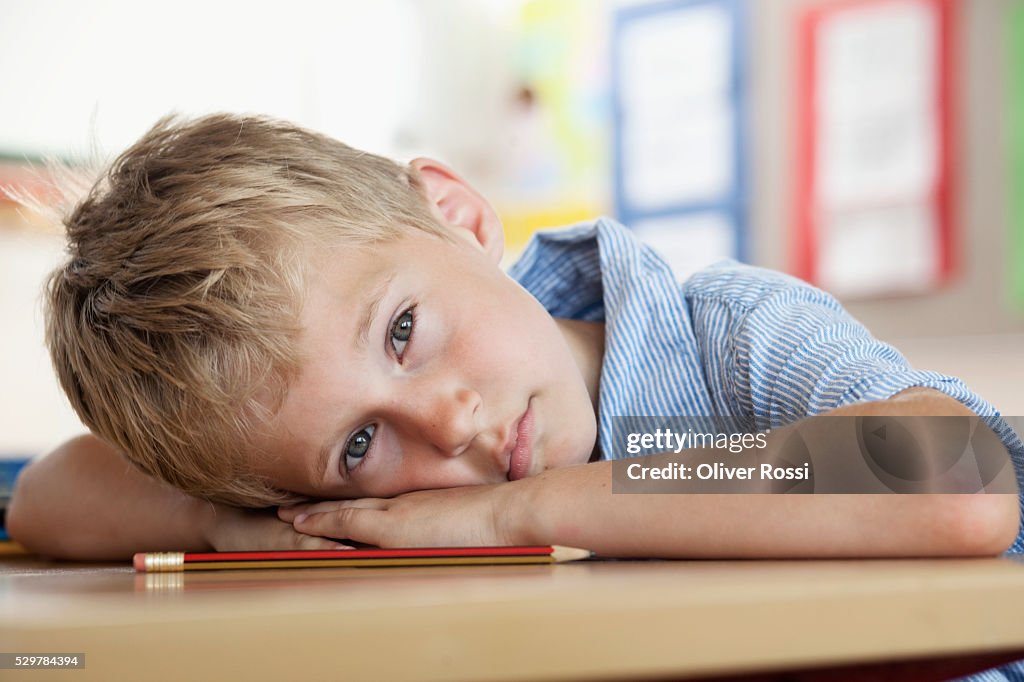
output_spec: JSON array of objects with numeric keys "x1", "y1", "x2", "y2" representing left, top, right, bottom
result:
[
  {"x1": 688, "y1": 261, "x2": 991, "y2": 423},
  {"x1": 687, "y1": 262, "x2": 1024, "y2": 554}
]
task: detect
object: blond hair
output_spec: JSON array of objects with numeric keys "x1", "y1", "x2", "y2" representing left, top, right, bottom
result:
[{"x1": 44, "y1": 113, "x2": 446, "y2": 507}]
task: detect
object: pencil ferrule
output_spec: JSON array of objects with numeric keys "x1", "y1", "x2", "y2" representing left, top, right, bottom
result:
[{"x1": 145, "y1": 552, "x2": 185, "y2": 572}]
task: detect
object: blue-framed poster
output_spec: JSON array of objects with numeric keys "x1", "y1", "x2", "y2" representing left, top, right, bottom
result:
[{"x1": 611, "y1": 0, "x2": 748, "y2": 278}]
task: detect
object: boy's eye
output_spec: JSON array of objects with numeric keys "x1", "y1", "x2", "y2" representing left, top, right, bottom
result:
[
  {"x1": 345, "y1": 425, "x2": 375, "y2": 471},
  {"x1": 390, "y1": 308, "x2": 414, "y2": 358}
]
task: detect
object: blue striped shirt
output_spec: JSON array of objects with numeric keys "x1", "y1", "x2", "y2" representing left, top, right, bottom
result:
[
  {"x1": 509, "y1": 217, "x2": 1024, "y2": 538},
  {"x1": 509, "y1": 217, "x2": 1024, "y2": 681}
]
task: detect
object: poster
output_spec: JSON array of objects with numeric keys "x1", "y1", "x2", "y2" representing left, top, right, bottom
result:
[
  {"x1": 1010, "y1": 1, "x2": 1024, "y2": 311},
  {"x1": 794, "y1": 0, "x2": 954, "y2": 298},
  {"x1": 612, "y1": 0, "x2": 747, "y2": 279}
]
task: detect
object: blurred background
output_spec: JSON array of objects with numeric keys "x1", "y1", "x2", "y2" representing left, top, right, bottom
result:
[{"x1": 1, "y1": 0, "x2": 1022, "y2": 462}]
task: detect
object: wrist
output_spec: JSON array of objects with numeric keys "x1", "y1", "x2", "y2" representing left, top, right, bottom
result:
[
  {"x1": 505, "y1": 461, "x2": 616, "y2": 550},
  {"x1": 500, "y1": 473, "x2": 553, "y2": 546},
  {"x1": 190, "y1": 496, "x2": 231, "y2": 550}
]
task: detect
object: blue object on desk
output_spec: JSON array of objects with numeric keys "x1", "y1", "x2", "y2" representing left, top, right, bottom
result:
[{"x1": 0, "y1": 458, "x2": 32, "y2": 540}]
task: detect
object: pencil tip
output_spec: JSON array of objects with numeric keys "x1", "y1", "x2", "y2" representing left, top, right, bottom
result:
[{"x1": 551, "y1": 545, "x2": 593, "y2": 562}]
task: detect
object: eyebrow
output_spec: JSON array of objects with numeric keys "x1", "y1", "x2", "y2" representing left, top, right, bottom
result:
[
  {"x1": 355, "y1": 271, "x2": 396, "y2": 350},
  {"x1": 314, "y1": 423, "x2": 346, "y2": 486},
  {"x1": 313, "y1": 270, "x2": 396, "y2": 485}
]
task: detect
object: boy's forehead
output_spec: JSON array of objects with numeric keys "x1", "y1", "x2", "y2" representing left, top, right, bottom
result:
[
  {"x1": 303, "y1": 229, "x2": 465, "y2": 300},
  {"x1": 303, "y1": 241, "x2": 396, "y2": 305}
]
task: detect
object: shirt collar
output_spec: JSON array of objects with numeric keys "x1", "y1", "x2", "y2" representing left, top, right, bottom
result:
[{"x1": 509, "y1": 218, "x2": 714, "y2": 452}]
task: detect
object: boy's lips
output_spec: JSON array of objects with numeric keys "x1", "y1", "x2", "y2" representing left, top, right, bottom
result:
[{"x1": 506, "y1": 403, "x2": 534, "y2": 481}]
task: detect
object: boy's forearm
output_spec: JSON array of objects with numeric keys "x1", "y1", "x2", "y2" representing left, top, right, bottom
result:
[
  {"x1": 513, "y1": 390, "x2": 1020, "y2": 558},
  {"x1": 7, "y1": 434, "x2": 218, "y2": 560},
  {"x1": 516, "y1": 462, "x2": 1015, "y2": 557}
]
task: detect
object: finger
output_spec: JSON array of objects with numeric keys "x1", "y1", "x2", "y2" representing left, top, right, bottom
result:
[
  {"x1": 293, "y1": 507, "x2": 385, "y2": 546},
  {"x1": 281, "y1": 522, "x2": 354, "y2": 550},
  {"x1": 280, "y1": 498, "x2": 387, "y2": 522},
  {"x1": 277, "y1": 504, "x2": 311, "y2": 522},
  {"x1": 293, "y1": 534, "x2": 355, "y2": 551}
]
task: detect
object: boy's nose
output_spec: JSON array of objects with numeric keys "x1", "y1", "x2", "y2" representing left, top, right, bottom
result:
[{"x1": 407, "y1": 385, "x2": 482, "y2": 457}]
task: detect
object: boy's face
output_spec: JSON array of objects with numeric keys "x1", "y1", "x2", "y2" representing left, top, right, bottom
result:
[{"x1": 256, "y1": 226, "x2": 599, "y2": 500}]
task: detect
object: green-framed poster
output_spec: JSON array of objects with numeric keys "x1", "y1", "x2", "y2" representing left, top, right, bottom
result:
[{"x1": 1010, "y1": 1, "x2": 1024, "y2": 310}]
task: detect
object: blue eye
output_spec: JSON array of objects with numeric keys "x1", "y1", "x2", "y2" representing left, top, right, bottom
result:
[
  {"x1": 390, "y1": 308, "x2": 414, "y2": 358},
  {"x1": 345, "y1": 425, "x2": 375, "y2": 471}
]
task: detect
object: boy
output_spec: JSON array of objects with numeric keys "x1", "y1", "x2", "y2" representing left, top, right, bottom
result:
[{"x1": 7, "y1": 113, "x2": 1023, "y2": 562}]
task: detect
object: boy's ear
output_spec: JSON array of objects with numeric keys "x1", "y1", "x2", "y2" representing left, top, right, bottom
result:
[{"x1": 409, "y1": 157, "x2": 504, "y2": 263}]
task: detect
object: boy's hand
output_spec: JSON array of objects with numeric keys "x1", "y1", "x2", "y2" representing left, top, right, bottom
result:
[
  {"x1": 202, "y1": 504, "x2": 354, "y2": 552},
  {"x1": 277, "y1": 483, "x2": 520, "y2": 548}
]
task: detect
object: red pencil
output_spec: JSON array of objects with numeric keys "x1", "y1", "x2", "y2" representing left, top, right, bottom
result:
[{"x1": 133, "y1": 545, "x2": 592, "y2": 572}]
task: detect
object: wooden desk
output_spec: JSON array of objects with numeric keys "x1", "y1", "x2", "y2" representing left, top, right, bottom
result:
[{"x1": 2, "y1": 553, "x2": 1024, "y2": 681}]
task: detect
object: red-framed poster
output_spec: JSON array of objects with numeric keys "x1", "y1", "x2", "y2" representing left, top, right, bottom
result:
[{"x1": 793, "y1": 0, "x2": 956, "y2": 298}]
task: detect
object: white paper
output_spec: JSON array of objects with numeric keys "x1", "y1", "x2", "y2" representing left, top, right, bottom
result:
[
  {"x1": 631, "y1": 212, "x2": 737, "y2": 281},
  {"x1": 619, "y1": 6, "x2": 731, "y2": 106},
  {"x1": 816, "y1": 0, "x2": 939, "y2": 208},
  {"x1": 622, "y1": 103, "x2": 734, "y2": 209},
  {"x1": 618, "y1": 3, "x2": 734, "y2": 210},
  {"x1": 818, "y1": 201, "x2": 940, "y2": 297}
]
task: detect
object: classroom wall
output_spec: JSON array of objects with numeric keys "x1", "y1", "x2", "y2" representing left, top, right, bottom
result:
[
  {"x1": 0, "y1": 226, "x2": 81, "y2": 456},
  {"x1": 0, "y1": 0, "x2": 424, "y2": 160}
]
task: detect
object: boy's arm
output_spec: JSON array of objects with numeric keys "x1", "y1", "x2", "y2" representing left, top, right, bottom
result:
[
  {"x1": 7, "y1": 434, "x2": 347, "y2": 560},
  {"x1": 282, "y1": 388, "x2": 1021, "y2": 558},
  {"x1": 524, "y1": 388, "x2": 1020, "y2": 557},
  {"x1": 518, "y1": 471, "x2": 1015, "y2": 559}
]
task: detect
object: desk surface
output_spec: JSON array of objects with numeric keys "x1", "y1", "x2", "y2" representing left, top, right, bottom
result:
[{"x1": 3, "y1": 553, "x2": 1024, "y2": 681}]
